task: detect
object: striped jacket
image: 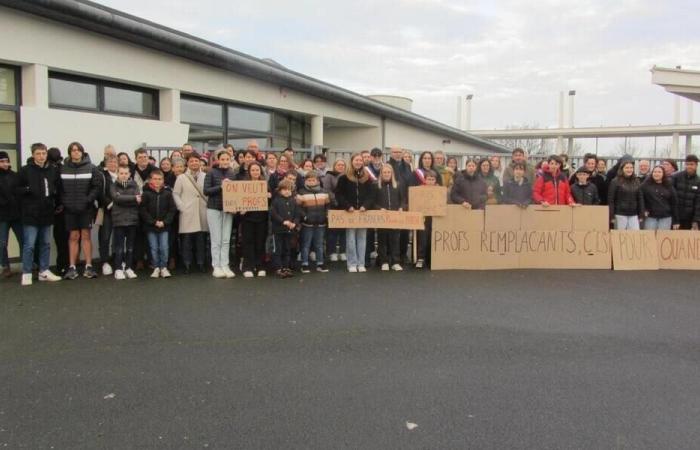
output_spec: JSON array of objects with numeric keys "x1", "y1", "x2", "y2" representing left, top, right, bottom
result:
[
  {"x1": 296, "y1": 186, "x2": 330, "y2": 226},
  {"x1": 60, "y1": 153, "x2": 101, "y2": 214}
]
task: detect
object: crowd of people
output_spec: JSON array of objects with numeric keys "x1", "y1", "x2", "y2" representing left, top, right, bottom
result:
[{"x1": 1, "y1": 141, "x2": 699, "y2": 285}]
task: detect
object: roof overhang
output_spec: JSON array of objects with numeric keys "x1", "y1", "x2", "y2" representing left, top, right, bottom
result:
[{"x1": 651, "y1": 66, "x2": 700, "y2": 103}]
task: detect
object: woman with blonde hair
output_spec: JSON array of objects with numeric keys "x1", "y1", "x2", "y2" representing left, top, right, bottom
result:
[{"x1": 374, "y1": 163, "x2": 405, "y2": 271}]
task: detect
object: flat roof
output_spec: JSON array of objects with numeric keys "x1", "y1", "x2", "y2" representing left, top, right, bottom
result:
[{"x1": 651, "y1": 66, "x2": 700, "y2": 103}]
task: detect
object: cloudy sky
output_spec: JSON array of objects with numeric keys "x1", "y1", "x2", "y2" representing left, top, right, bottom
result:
[{"x1": 99, "y1": 0, "x2": 699, "y2": 151}]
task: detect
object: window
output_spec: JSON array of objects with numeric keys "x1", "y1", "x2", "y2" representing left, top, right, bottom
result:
[
  {"x1": 0, "y1": 111, "x2": 16, "y2": 144},
  {"x1": 0, "y1": 67, "x2": 17, "y2": 106},
  {"x1": 181, "y1": 98, "x2": 223, "y2": 126},
  {"x1": 48, "y1": 72, "x2": 158, "y2": 118},
  {"x1": 228, "y1": 105, "x2": 271, "y2": 132},
  {"x1": 0, "y1": 64, "x2": 19, "y2": 178}
]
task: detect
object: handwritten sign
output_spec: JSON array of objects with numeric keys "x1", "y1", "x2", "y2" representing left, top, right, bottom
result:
[
  {"x1": 610, "y1": 230, "x2": 659, "y2": 270},
  {"x1": 485, "y1": 205, "x2": 522, "y2": 231},
  {"x1": 521, "y1": 205, "x2": 573, "y2": 231},
  {"x1": 656, "y1": 230, "x2": 700, "y2": 270},
  {"x1": 409, "y1": 186, "x2": 447, "y2": 216},
  {"x1": 572, "y1": 205, "x2": 609, "y2": 231},
  {"x1": 328, "y1": 210, "x2": 424, "y2": 230},
  {"x1": 222, "y1": 180, "x2": 268, "y2": 213}
]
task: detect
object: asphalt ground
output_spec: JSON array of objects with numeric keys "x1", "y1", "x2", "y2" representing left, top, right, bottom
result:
[{"x1": 1, "y1": 267, "x2": 699, "y2": 449}]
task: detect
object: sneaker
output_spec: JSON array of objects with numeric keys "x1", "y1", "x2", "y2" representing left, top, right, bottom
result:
[
  {"x1": 114, "y1": 270, "x2": 126, "y2": 280},
  {"x1": 348, "y1": 265, "x2": 357, "y2": 273},
  {"x1": 283, "y1": 268, "x2": 294, "y2": 278},
  {"x1": 370, "y1": 251, "x2": 378, "y2": 260},
  {"x1": 243, "y1": 271, "x2": 254, "y2": 278},
  {"x1": 21, "y1": 273, "x2": 33, "y2": 286},
  {"x1": 102, "y1": 262, "x2": 113, "y2": 276},
  {"x1": 340, "y1": 253, "x2": 347, "y2": 261},
  {"x1": 358, "y1": 266, "x2": 367, "y2": 273},
  {"x1": 39, "y1": 270, "x2": 61, "y2": 282},
  {"x1": 381, "y1": 263, "x2": 390, "y2": 271},
  {"x1": 316, "y1": 264, "x2": 329, "y2": 273},
  {"x1": 160, "y1": 268, "x2": 172, "y2": 278},
  {"x1": 257, "y1": 270, "x2": 266, "y2": 277},
  {"x1": 301, "y1": 265, "x2": 311, "y2": 274},
  {"x1": 64, "y1": 266, "x2": 78, "y2": 280},
  {"x1": 83, "y1": 266, "x2": 98, "y2": 279},
  {"x1": 150, "y1": 268, "x2": 161, "y2": 278},
  {"x1": 391, "y1": 264, "x2": 403, "y2": 272},
  {"x1": 415, "y1": 259, "x2": 424, "y2": 269},
  {"x1": 222, "y1": 267, "x2": 235, "y2": 278},
  {"x1": 276, "y1": 269, "x2": 286, "y2": 278},
  {"x1": 125, "y1": 268, "x2": 138, "y2": 279},
  {"x1": 329, "y1": 253, "x2": 339, "y2": 262},
  {"x1": 212, "y1": 267, "x2": 225, "y2": 278}
]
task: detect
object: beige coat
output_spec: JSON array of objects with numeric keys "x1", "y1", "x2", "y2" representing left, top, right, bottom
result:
[{"x1": 173, "y1": 170, "x2": 208, "y2": 233}]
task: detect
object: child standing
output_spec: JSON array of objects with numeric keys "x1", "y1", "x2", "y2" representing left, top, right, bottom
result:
[
  {"x1": 571, "y1": 167, "x2": 600, "y2": 205},
  {"x1": 240, "y1": 162, "x2": 270, "y2": 278},
  {"x1": 270, "y1": 179, "x2": 300, "y2": 278},
  {"x1": 296, "y1": 170, "x2": 331, "y2": 273},
  {"x1": 415, "y1": 170, "x2": 438, "y2": 269},
  {"x1": 110, "y1": 165, "x2": 141, "y2": 279},
  {"x1": 501, "y1": 162, "x2": 532, "y2": 208},
  {"x1": 139, "y1": 170, "x2": 177, "y2": 278},
  {"x1": 374, "y1": 164, "x2": 405, "y2": 271}
]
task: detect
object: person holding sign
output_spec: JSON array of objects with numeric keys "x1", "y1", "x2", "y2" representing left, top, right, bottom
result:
[
  {"x1": 335, "y1": 153, "x2": 375, "y2": 273},
  {"x1": 532, "y1": 155, "x2": 575, "y2": 207},
  {"x1": 374, "y1": 164, "x2": 406, "y2": 271},
  {"x1": 502, "y1": 162, "x2": 532, "y2": 208},
  {"x1": 203, "y1": 150, "x2": 237, "y2": 278},
  {"x1": 412, "y1": 151, "x2": 443, "y2": 187},
  {"x1": 570, "y1": 167, "x2": 600, "y2": 205},
  {"x1": 415, "y1": 170, "x2": 439, "y2": 269},
  {"x1": 239, "y1": 162, "x2": 270, "y2": 278},
  {"x1": 641, "y1": 165, "x2": 678, "y2": 230},
  {"x1": 608, "y1": 160, "x2": 644, "y2": 230},
  {"x1": 478, "y1": 159, "x2": 502, "y2": 204},
  {"x1": 450, "y1": 159, "x2": 487, "y2": 210}
]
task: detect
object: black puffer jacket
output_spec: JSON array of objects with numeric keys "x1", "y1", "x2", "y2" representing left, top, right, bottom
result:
[
  {"x1": 335, "y1": 172, "x2": 374, "y2": 211},
  {"x1": 450, "y1": 171, "x2": 487, "y2": 209},
  {"x1": 608, "y1": 176, "x2": 644, "y2": 219},
  {"x1": 15, "y1": 159, "x2": 61, "y2": 226},
  {"x1": 139, "y1": 186, "x2": 177, "y2": 232},
  {"x1": 671, "y1": 170, "x2": 700, "y2": 223},
  {"x1": 270, "y1": 195, "x2": 300, "y2": 234},
  {"x1": 203, "y1": 166, "x2": 236, "y2": 210},
  {"x1": 641, "y1": 180, "x2": 678, "y2": 222},
  {"x1": 110, "y1": 180, "x2": 141, "y2": 227},
  {"x1": 0, "y1": 168, "x2": 21, "y2": 222},
  {"x1": 97, "y1": 169, "x2": 117, "y2": 208},
  {"x1": 571, "y1": 183, "x2": 600, "y2": 205},
  {"x1": 60, "y1": 153, "x2": 101, "y2": 214},
  {"x1": 374, "y1": 181, "x2": 405, "y2": 211}
]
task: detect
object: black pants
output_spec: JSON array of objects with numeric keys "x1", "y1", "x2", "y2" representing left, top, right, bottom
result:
[
  {"x1": 180, "y1": 232, "x2": 207, "y2": 268},
  {"x1": 416, "y1": 217, "x2": 433, "y2": 265},
  {"x1": 113, "y1": 225, "x2": 136, "y2": 270},
  {"x1": 272, "y1": 233, "x2": 292, "y2": 270},
  {"x1": 377, "y1": 229, "x2": 401, "y2": 265},
  {"x1": 98, "y1": 210, "x2": 113, "y2": 264},
  {"x1": 400, "y1": 230, "x2": 410, "y2": 263},
  {"x1": 365, "y1": 228, "x2": 377, "y2": 267},
  {"x1": 53, "y1": 211, "x2": 69, "y2": 272},
  {"x1": 678, "y1": 219, "x2": 696, "y2": 230},
  {"x1": 241, "y1": 220, "x2": 267, "y2": 272}
]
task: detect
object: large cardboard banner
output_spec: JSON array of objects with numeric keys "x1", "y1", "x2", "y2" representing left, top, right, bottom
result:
[
  {"x1": 485, "y1": 205, "x2": 522, "y2": 231},
  {"x1": 222, "y1": 180, "x2": 268, "y2": 213},
  {"x1": 572, "y1": 206, "x2": 610, "y2": 232},
  {"x1": 409, "y1": 186, "x2": 447, "y2": 216},
  {"x1": 521, "y1": 205, "x2": 573, "y2": 231},
  {"x1": 610, "y1": 230, "x2": 659, "y2": 270},
  {"x1": 328, "y1": 210, "x2": 424, "y2": 230},
  {"x1": 656, "y1": 230, "x2": 700, "y2": 270}
]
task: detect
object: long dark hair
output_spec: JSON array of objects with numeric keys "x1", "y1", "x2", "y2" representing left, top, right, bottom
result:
[
  {"x1": 616, "y1": 161, "x2": 640, "y2": 187},
  {"x1": 417, "y1": 151, "x2": 434, "y2": 171},
  {"x1": 642, "y1": 165, "x2": 671, "y2": 187}
]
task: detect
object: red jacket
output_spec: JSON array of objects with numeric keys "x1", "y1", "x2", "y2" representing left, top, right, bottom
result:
[{"x1": 532, "y1": 166, "x2": 574, "y2": 205}]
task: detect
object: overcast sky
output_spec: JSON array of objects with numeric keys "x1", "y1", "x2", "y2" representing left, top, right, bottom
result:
[{"x1": 99, "y1": 0, "x2": 699, "y2": 152}]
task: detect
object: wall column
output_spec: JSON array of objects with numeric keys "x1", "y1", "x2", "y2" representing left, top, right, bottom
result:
[
  {"x1": 21, "y1": 64, "x2": 49, "y2": 108},
  {"x1": 310, "y1": 115, "x2": 324, "y2": 147},
  {"x1": 159, "y1": 89, "x2": 180, "y2": 123}
]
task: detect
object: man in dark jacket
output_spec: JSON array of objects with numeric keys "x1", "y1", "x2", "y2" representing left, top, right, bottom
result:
[
  {"x1": 15, "y1": 143, "x2": 62, "y2": 286},
  {"x1": 0, "y1": 151, "x2": 22, "y2": 277},
  {"x1": 61, "y1": 142, "x2": 101, "y2": 279},
  {"x1": 672, "y1": 154, "x2": 700, "y2": 230}
]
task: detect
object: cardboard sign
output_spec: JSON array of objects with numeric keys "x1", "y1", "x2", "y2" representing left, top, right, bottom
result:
[
  {"x1": 521, "y1": 205, "x2": 573, "y2": 231},
  {"x1": 572, "y1": 206, "x2": 609, "y2": 232},
  {"x1": 432, "y1": 205, "x2": 484, "y2": 231},
  {"x1": 328, "y1": 210, "x2": 424, "y2": 230},
  {"x1": 409, "y1": 186, "x2": 447, "y2": 216},
  {"x1": 610, "y1": 230, "x2": 659, "y2": 270},
  {"x1": 656, "y1": 230, "x2": 700, "y2": 270},
  {"x1": 517, "y1": 230, "x2": 611, "y2": 269},
  {"x1": 222, "y1": 180, "x2": 268, "y2": 213},
  {"x1": 485, "y1": 205, "x2": 522, "y2": 231}
]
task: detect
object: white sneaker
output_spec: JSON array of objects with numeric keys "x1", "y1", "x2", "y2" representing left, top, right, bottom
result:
[
  {"x1": 114, "y1": 270, "x2": 126, "y2": 280},
  {"x1": 340, "y1": 253, "x2": 347, "y2": 261},
  {"x1": 222, "y1": 267, "x2": 235, "y2": 278},
  {"x1": 358, "y1": 266, "x2": 367, "y2": 273},
  {"x1": 39, "y1": 270, "x2": 61, "y2": 282},
  {"x1": 150, "y1": 268, "x2": 161, "y2": 278},
  {"x1": 21, "y1": 273, "x2": 32, "y2": 286},
  {"x1": 330, "y1": 253, "x2": 339, "y2": 262},
  {"x1": 257, "y1": 270, "x2": 266, "y2": 277},
  {"x1": 212, "y1": 267, "x2": 225, "y2": 278},
  {"x1": 160, "y1": 268, "x2": 172, "y2": 278},
  {"x1": 391, "y1": 264, "x2": 403, "y2": 272},
  {"x1": 381, "y1": 263, "x2": 390, "y2": 271},
  {"x1": 348, "y1": 265, "x2": 358, "y2": 273},
  {"x1": 243, "y1": 271, "x2": 254, "y2": 278},
  {"x1": 102, "y1": 262, "x2": 113, "y2": 276},
  {"x1": 370, "y1": 251, "x2": 378, "y2": 260},
  {"x1": 415, "y1": 259, "x2": 424, "y2": 269},
  {"x1": 125, "y1": 268, "x2": 137, "y2": 279}
]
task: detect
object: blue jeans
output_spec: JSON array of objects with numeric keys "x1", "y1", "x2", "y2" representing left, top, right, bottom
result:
[
  {"x1": 326, "y1": 228, "x2": 346, "y2": 255},
  {"x1": 614, "y1": 215, "x2": 640, "y2": 230},
  {"x1": 301, "y1": 225, "x2": 325, "y2": 266},
  {"x1": 147, "y1": 231, "x2": 169, "y2": 269},
  {"x1": 345, "y1": 228, "x2": 367, "y2": 268},
  {"x1": 207, "y1": 209, "x2": 233, "y2": 269},
  {"x1": 22, "y1": 224, "x2": 52, "y2": 274},
  {"x1": 644, "y1": 216, "x2": 673, "y2": 230},
  {"x1": 0, "y1": 220, "x2": 22, "y2": 268}
]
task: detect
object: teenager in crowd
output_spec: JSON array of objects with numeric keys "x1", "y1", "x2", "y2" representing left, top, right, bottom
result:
[
  {"x1": 335, "y1": 153, "x2": 374, "y2": 273},
  {"x1": 374, "y1": 164, "x2": 405, "y2": 271},
  {"x1": 478, "y1": 158, "x2": 502, "y2": 204},
  {"x1": 415, "y1": 170, "x2": 438, "y2": 269},
  {"x1": 131, "y1": 148, "x2": 156, "y2": 269},
  {"x1": 533, "y1": 155, "x2": 575, "y2": 207},
  {"x1": 0, "y1": 151, "x2": 22, "y2": 278},
  {"x1": 160, "y1": 157, "x2": 177, "y2": 189},
  {"x1": 389, "y1": 147, "x2": 413, "y2": 264},
  {"x1": 117, "y1": 152, "x2": 135, "y2": 174},
  {"x1": 270, "y1": 179, "x2": 299, "y2": 278},
  {"x1": 297, "y1": 159, "x2": 314, "y2": 178},
  {"x1": 235, "y1": 150, "x2": 257, "y2": 180},
  {"x1": 642, "y1": 165, "x2": 678, "y2": 230},
  {"x1": 240, "y1": 162, "x2": 269, "y2": 278},
  {"x1": 608, "y1": 160, "x2": 644, "y2": 230},
  {"x1": 16, "y1": 143, "x2": 62, "y2": 286},
  {"x1": 97, "y1": 154, "x2": 118, "y2": 275},
  {"x1": 661, "y1": 159, "x2": 679, "y2": 177},
  {"x1": 269, "y1": 153, "x2": 302, "y2": 194},
  {"x1": 402, "y1": 150, "x2": 414, "y2": 169},
  {"x1": 412, "y1": 151, "x2": 443, "y2": 186},
  {"x1": 313, "y1": 154, "x2": 328, "y2": 178},
  {"x1": 170, "y1": 150, "x2": 183, "y2": 161},
  {"x1": 503, "y1": 148, "x2": 535, "y2": 183},
  {"x1": 501, "y1": 162, "x2": 532, "y2": 208},
  {"x1": 140, "y1": 170, "x2": 177, "y2": 278},
  {"x1": 282, "y1": 147, "x2": 297, "y2": 168},
  {"x1": 46, "y1": 147, "x2": 69, "y2": 275},
  {"x1": 570, "y1": 153, "x2": 607, "y2": 205},
  {"x1": 596, "y1": 158, "x2": 608, "y2": 178},
  {"x1": 323, "y1": 159, "x2": 347, "y2": 262},
  {"x1": 364, "y1": 148, "x2": 384, "y2": 267},
  {"x1": 450, "y1": 159, "x2": 487, "y2": 210},
  {"x1": 204, "y1": 150, "x2": 236, "y2": 278},
  {"x1": 264, "y1": 152, "x2": 278, "y2": 179},
  {"x1": 489, "y1": 155, "x2": 503, "y2": 182},
  {"x1": 570, "y1": 167, "x2": 600, "y2": 205},
  {"x1": 297, "y1": 170, "x2": 330, "y2": 273},
  {"x1": 173, "y1": 153, "x2": 209, "y2": 274},
  {"x1": 110, "y1": 164, "x2": 141, "y2": 280},
  {"x1": 61, "y1": 141, "x2": 101, "y2": 280},
  {"x1": 559, "y1": 153, "x2": 572, "y2": 179},
  {"x1": 671, "y1": 154, "x2": 700, "y2": 230}
]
